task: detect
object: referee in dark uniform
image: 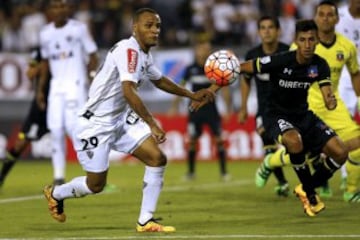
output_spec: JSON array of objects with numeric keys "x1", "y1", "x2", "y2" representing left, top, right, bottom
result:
[
  {"x1": 0, "y1": 47, "x2": 50, "y2": 187},
  {"x1": 169, "y1": 39, "x2": 231, "y2": 181}
]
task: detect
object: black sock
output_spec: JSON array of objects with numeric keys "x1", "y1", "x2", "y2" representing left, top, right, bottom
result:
[
  {"x1": 312, "y1": 157, "x2": 339, "y2": 188},
  {"x1": 8, "y1": 148, "x2": 21, "y2": 159},
  {"x1": 273, "y1": 167, "x2": 287, "y2": 184},
  {"x1": 188, "y1": 149, "x2": 196, "y2": 174},
  {"x1": 0, "y1": 161, "x2": 16, "y2": 181},
  {"x1": 217, "y1": 145, "x2": 227, "y2": 175},
  {"x1": 0, "y1": 149, "x2": 19, "y2": 181},
  {"x1": 311, "y1": 155, "x2": 329, "y2": 188},
  {"x1": 290, "y1": 152, "x2": 316, "y2": 196}
]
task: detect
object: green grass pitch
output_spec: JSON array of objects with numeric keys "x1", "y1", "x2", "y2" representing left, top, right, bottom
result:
[{"x1": 0, "y1": 159, "x2": 359, "y2": 240}]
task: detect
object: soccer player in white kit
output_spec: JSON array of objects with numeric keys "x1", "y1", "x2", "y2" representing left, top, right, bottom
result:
[
  {"x1": 335, "y1": 0, "x2": 360, "y2": 189},
  {"x1": 37, "y1": 0, "x2": 98, "y2": 185},
  {"x1": 43, "y1": 8, "x2": 214, "y2": 232}
]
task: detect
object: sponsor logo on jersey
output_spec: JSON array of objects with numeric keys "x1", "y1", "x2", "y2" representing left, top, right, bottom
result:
[
  {"x1": 127, "y1": 48, "x2": 138, "y2": 73},
  {"x1": 283, "y1": 68, "x2": 293, "y2": 75},
  {"x1": 50, "y1": 51, "x2": 74, "y2": 60},
  {"x1": 307, "y1": 65, "x2": 318, "y2": 78},
  {"x1": 86, "y1": 150, "x2": 94, "y2": 159},
  {"x1": 279, "y1": 79, "x2": 311, "y2": 89}
]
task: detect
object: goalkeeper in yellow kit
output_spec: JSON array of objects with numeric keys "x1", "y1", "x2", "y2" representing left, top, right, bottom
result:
[{"x1": 257, "y1": 0, "x2": 360, "y2": 202}]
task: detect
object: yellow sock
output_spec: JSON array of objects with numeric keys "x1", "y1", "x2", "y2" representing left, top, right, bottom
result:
[
  {"x1": 345, "y1": 159, "x2": 360, "y2": 193},
  {"x1": 345, "y1": 148, "x2": 360, "y2": 193},
  {"x1": 268, "y1": 147, "x2": 291, "y2": 168}
]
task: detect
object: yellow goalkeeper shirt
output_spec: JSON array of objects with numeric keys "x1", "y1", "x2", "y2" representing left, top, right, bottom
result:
[{"x1": 291, "y1": 33, "x2": 359, "y2": 110}]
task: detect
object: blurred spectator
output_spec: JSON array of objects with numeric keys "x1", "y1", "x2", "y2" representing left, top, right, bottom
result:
[
  {"x1": 90, "y1": 0, "x2": 122, "y2": 48},
  {"x1": 279, "y1": 0, "x2": 297, "y2": 44},
  {"x1": 118, "y1": 1, "x2": 134, "y2": 39},
  {"x1": 21, "y1": 1, "x2": 46, "y2": 50},
  {"x1": 2, "y1": 7, "x2": 27, "y2": 52},
  {"x1": 211, "y1": 0, "x2": 237, "y2": 45},
  {"x1": 0, "y1": 0, "x2": 349, "y2": 51},
  {"x1": 235, "y1": 0, "x2": 259, "y2": 44},
  {"x1": 296, "y1": 0, "x2": 319, "y2": 19},
  {"x1": 150, "y1": 0, "x2": 186, "y2": 46},
  {"x1": 72, "y1": 0, "x2": 92, "y2": 26},
  {"x1": 258, "y1": 0, "x2": 281, "y2": 17}
]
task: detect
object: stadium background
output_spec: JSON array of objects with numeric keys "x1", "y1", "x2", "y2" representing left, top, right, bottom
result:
[{"x1": 0, "y1": 0, "x2": 350, "y2": 162}]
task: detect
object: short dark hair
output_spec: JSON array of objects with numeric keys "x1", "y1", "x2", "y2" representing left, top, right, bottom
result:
[
  {"x1": 133, "y1": 8, "x2": 158, "y2": 22},
  {"x1": 295, "y1": 19, "x2": 318, "y2": 35},
  {"x1": 316, "y1": 0, "x2": 338, "y2": 16},
  {"x1": 257, "y1": 15, "x2": 280, "y2": 29}
]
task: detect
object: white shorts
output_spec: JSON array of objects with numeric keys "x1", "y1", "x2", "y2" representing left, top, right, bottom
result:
[
  {"x1": 47, "y1": 90, "x2": 87, "y2": 136},
  {"x1": 73, "y1": 109, "x2": 152, "y2": 172}
]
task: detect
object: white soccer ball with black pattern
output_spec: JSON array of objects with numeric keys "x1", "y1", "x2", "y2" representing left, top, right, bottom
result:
[{"x1": 204, "y1": 50, "x2": 240, "y2": 86}]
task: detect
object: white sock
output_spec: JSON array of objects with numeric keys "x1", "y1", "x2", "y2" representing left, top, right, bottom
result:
[
  {"x1": 138, "y1": 166, "x2": 165, "y2": 225},
  {"x1": 51, "y1": 129, "x2": 66, "y2": 180},
  {"x1": 52, "y1": 176, "x2": 93, "y2": 200},
  {"x1": 341, "y1": 164, "x2": 348, "y2": 178}
]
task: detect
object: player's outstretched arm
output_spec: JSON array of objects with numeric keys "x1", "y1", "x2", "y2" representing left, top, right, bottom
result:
[
  {"x1": 122, "y1": 81, "x2": 166, "y2": 143},
  {"x1": 87, "y1": 52, "x2": 99, "y2": 83},
  {"x1": 167, "y1": 80, "x2": 186, "y2": 116},
  {"x1": 151, "y1": 76, "x2": 215, "y2": 102},
  {"x1": 350, "y1": 71, "x2": 360, "y2": 112},
  {"x1": 320, "y1": 85, "x2": 337, "y2": 110},
  {"x1": 350, "y1": 71, "x2": 360, "y2": 97},
  {"x1": 189, "y1": 60, "x2": 254, "y2": 112},
  {"x1": 188, "y1": 84, "x2": 220, "y2": 112},
  {"x1": 238, "y1": 76, "x2": 251, "y2": 123}
]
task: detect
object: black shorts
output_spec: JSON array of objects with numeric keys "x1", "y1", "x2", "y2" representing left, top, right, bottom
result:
[
  {"x1": 188, "y1": 110, "x2": 221, "y2": 138},
  {"x1": 20, "y1": 98, "x2": 48, "y2": 140},
  {"x1": 264, "y1": 110, "x2": 336, "y2": 154}
]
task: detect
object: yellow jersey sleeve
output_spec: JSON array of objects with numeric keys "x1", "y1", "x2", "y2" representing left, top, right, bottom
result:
[
  {"x1": 308, "y1": 33, "x2": 359, "y2": 110},
  {"x1": 345, "y1": 40, "x2": 359, "y2": 75}
]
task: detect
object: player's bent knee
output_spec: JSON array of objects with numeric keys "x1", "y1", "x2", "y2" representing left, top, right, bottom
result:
[
  {"x1": 87, "y1": 180, "x2": 107, "y2": 193},
  {"x1": 282, "y1": 132, "x2": 303, "y2": 153},
  {"x1": 333, "y1": 148, "x2": 348, "y2": 165},
  {"x1": 349, "y1": 147, "x2": 360, "y2": 162},
  {"x1": 152, "y1": 151, "x2": 167, "y2": 167}
]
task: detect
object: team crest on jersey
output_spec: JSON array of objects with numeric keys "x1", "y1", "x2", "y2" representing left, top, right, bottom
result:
[
  {"x1": 307, "y1": 65, "x2": 318, "y2": 78},
  {"x1": 336, "y1": 51, "x2": 344, "y2": 61},
  {"x1": 86, "y1": 150, "x2": 94, "y2": 159},
  {"x1": 66, "y1": 35, "x2": 72, "y2": 42},
  {"x1": 127, "y1": 48, "x2": 138, "y2": 73}
]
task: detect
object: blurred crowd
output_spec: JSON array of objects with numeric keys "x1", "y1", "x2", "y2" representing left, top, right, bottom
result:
[{"x1": 0, "y1": 0, "x2": 345, "y2": 53}]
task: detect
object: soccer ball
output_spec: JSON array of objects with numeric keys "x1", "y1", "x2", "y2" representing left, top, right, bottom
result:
[{"x1": 204, "y1": 50, "x2": 240, "y2": 86}]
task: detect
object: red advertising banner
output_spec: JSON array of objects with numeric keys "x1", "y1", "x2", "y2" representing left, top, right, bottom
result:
[{"x1": 65, "y1": 114, "x2": 263, "y2": 162}]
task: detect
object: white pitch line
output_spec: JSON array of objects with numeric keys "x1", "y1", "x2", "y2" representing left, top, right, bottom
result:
[
  {"x1": 1, "y1": 234, "x2": 360, "y2": 240},
  {"x1": 0, "y1": 180, "x2": 251, "y2": 204},
  {"x1": 0, "y1": 194, "x2": 43, "y2": 204}
]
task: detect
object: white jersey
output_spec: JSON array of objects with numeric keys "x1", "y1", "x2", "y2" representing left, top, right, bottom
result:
[
  {"x1": 336, "y1": 5, "x2": 360, "y2": 114},
  {"x1": 80, "y1": 36, "x2": 162, "y2": 125},
  {"x1": 39, "y1": 19, "x2": 97, "y2": 94}
]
